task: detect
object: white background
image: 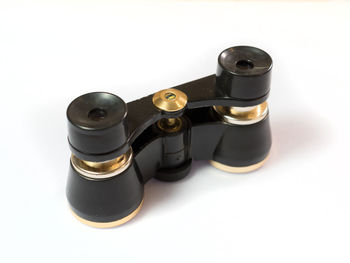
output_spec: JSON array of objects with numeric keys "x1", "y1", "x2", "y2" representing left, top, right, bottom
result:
[{"x1": 0, "y1": 1, "x2": 349, "y2": 262}]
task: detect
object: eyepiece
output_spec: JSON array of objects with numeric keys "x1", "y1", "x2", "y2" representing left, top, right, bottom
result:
[
  {"x1": 216, "y1": 46, "x2": 272, "y2": 103},
  {"x1": 67, "y1": 92, "x2": 128, "y2": 162}
]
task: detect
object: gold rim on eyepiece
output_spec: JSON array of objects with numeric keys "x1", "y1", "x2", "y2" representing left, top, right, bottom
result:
[
  {"x1": 70, "y1": 199, "x2": 144, "y2": 228},
  {"x1": 152, "y1": 88, "x2": 188, "y2": 112},
  {"x1": 213, "y1": 102, "x2": 268, "y2": 125},
  {"x1": 210, "y1": 155, "x2": 269, "y2": 173},
  {"x1": 71, "y1": 148, "x2": 133, "y2": 180}
]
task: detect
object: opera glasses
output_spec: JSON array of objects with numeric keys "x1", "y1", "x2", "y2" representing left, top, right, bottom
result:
[{"x1": 66, "y1": 46, "x2": 273, "y2": 228}]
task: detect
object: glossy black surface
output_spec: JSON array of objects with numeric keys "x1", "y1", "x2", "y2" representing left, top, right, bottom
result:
[
  {"x1": 216, "y1": 46, "x2": 272, "y2": 100},
  {"x1": 211, "y1": 116, "x2": 271, "y2": 167},
  {"x1": 66, "y1": 45, "x2": 273, "y2": 223},
  {"x1": 67, "y1": 92, "x2": 128, "y2": 161},
  {"x1": 67, "y1": 47, "x2": 272, "y2": 160},
  {"x1": 133, "y1": 117, "x2": 192, "y2": 182},
  {"x1": 67, "y1": 161, "x2": 143, "y2": 222},
  {"x1": 133, "y1": 107, "x2": 271, "y2": 183}
]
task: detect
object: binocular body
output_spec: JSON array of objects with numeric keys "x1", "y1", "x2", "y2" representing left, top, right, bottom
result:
[{"x1": 66, "y1": 46, "x2": 272, "y2": 227}]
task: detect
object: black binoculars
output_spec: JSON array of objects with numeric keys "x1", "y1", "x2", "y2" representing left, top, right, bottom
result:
[{"x1": 66, "y1": 46, "x2": 273, "y2": 228}]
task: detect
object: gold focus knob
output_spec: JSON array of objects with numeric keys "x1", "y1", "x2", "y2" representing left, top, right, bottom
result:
[{"x1": 152, "y1": 89, "x2": 188, "y2": 112}]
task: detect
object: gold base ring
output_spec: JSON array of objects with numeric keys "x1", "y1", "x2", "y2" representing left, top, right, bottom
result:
[
  {"x1": 209, "y1": 155, "x2": 269, "y2": 173},
  {"x1": 70, "y1": 199, "x2": 144, "y2": 228}
]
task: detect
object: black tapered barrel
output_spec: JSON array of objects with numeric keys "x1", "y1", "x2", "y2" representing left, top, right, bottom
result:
[{"x1": 67, "y1": 162, "x2": 144, "y2": 223}]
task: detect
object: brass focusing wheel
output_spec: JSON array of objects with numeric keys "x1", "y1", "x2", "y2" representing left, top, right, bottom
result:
[{"x1": 152, "y1": 88, "x2": 188, "y2": 112}]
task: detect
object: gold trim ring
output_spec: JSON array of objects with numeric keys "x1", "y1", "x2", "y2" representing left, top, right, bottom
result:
[
  {"x1": 213, "y1": 102, "x2": 268, "y2": 125},
  {"x1": 210, "y1": 155, "x2": 269, "y2": 173},
  {"x1": 71, "y1": 149, "x2": 133, "y2": 180},
  {"x1": 70, "y1": 199, "x2": 144, "y2": 228}
]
